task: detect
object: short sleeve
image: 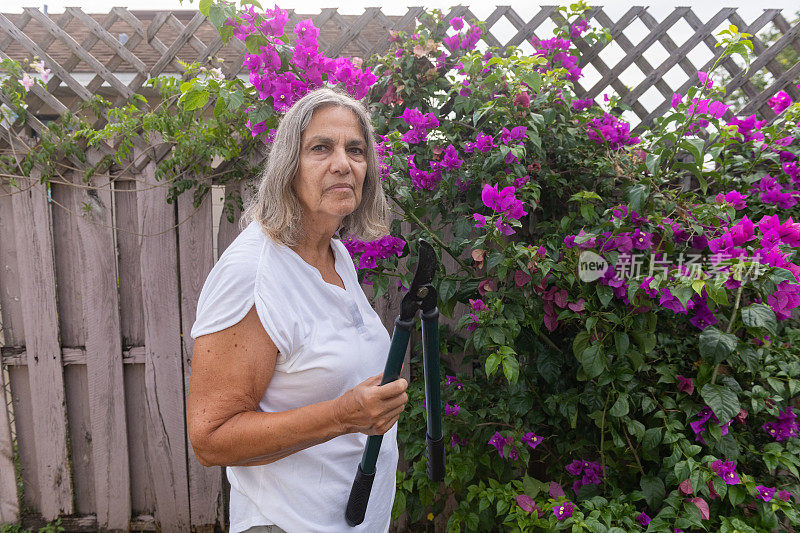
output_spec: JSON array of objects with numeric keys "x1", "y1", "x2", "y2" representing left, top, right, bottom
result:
[{"x1": 190, "y1": 246, "x2": 258, "y2": 340}]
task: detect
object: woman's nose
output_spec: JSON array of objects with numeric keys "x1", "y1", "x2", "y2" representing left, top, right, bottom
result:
[{"x1": 329, "y1": 146, "x2": 350, "y2": 174}]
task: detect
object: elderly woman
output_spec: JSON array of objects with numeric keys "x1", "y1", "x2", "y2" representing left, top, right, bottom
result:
[{"x1": 187, "y1": 87, "x2": 408, "y2": 533}]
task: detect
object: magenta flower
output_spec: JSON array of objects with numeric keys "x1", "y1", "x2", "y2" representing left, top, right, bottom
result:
[
  {"x1": 715, "y1": 191, "x2": 748, "y2": 210},
  {"x1": 637, "y1": 511, "x2": 651, "y2": 527},
  {"x1": 475, "y1": 132, "x2": 496, "y2": 152},
  {"x1": 522, "y1": 432, "x2": 542, "y2": 449},
  {"x1": 676, "y1": 375, "x2": 694, "y2": 395},
  {"x1": 768, "y1": 90, "x2": 791, "y2": 114},
  {"x1": 767, "y1": 281, "x2": 800, "y2": 321},
  {"x1": 778, "y1": 490, "x2": 792, "y2": 502},
  {"x1": 756, "y1": 485, "x2": 775, "y2": 502},
  {"x1": 499, "y1": 126, "x2": 527, "y2": 144},
  {"x1": 572, "y1": 97, "x2": 594, "y2": 112},
  {"x1": 711, "y1": 460, "x2": 741, "y2": 485},
  {"x1": 439, "y1": 144, "x2": 464, "y2": 170},
  {"x1": 514, "y1": 270, "x2": 531, "y2": 288},
  {"x1": 488, "y1": 431, "x2": 512, "y2": 457},
  {"x1": 565, "y1": 460, "x2": 583, "y2": 476},
  {"x1": 451, "y1": 433, "x2": 468, "y2": 447},
  {"x1": 688, "y1": 497, "x2": 710, "y2": 520},
  {"x1": 444, "y1": 403, "x2": 460, "y2": 416},
  {"x1": 671, "y1": 93, "x2": 683, "y2": 108},
  {"x1": 552, "y1": 502, "x2": 574, "y2": 521},
  {"x1": 698, "y1": 71, "x2": 713, "y2": 88},
  {"x1": 481, "y1": 184, "x2": 527, "y2": 220},
  {"x1": 449, "y1": 16, "x2": 465, "y2": 30}
]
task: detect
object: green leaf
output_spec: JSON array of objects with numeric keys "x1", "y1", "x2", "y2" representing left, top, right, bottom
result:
[
  {"x1": 198, "y1": 0, "x2": 213, "y2": 16},
  {"x1": 573, "y1": 330, "x2": 590, "y2": 359},
  {"x1": 640, "y1": 476, "x2": 665, "y2": 510},
  {"x1": 698, "y1": 327, "x2": 738, "y2": 364},
  {"x1": 740, "y1": 304, "x2": 777, "y2": 335},
  {"x1": 226, "y1": 89, "x2": 245, "y2": 111},
  {"x1": 642, "y1": 427, "x2": 662, "y2": 450},
  {"x1": 180, "y1": 89, "x2": 209, "y2": 111},
  {"x1": 537, "y1": 351, "x2": 561, "y2": 385},
  {"x1": 699, "y1": 383, "x2": 740, "y2": 424},
  {"x1": 614, "y1": 332, "x2": 629, "y2": 356},
  {"x1": 485, "y1": 352, "x2": 501, "y2": 377},
  {"x1": 645, "y1": 152, "x2": 660, "y2": 176},
  {"x1": 631, "y1": 331, "x2": 656, "y2": 354},
  {"x1": 628, "y1": 184, "x2": 649, "y2": 212},
  {"x1": 502, "y1": 355, "x2": 520, "y2": 384},
  {"x1": 581, "y1": 344, "x2": 605, "y2": 379},
  {"x1": 705, "y1": 280, "x2": 729, "y2": 306},
  {"x1": 609, "y1": 394, "x2": 629, "y2": 417},
  {"x1": 520, "y1": 72, "x2": 541, "y2": 93},
  {"x1": 245, "y1": 34, "x2": 271, "y2": 54},
  {"x1": 208, "y1": 4, "x2": 226, "y2": 27},
  {"x1": 597, "y1": 285, "x2": 613, "y2": 307}
]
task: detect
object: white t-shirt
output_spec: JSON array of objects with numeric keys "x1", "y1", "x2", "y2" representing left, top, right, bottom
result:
[{"x1": 191, "y1": 220, "x2": 398, "y2": 533}]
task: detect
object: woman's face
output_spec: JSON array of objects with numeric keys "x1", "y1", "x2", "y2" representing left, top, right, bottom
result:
[{"x1": 294, "y1": 105, "x2": 368, "y2": 227}]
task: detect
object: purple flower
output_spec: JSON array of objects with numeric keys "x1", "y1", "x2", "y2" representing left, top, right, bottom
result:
[
  {"x1": 762, "y1": 407, "x2": 799, "y2": 441},
  {"x1": 586, "y1": 113, "x2": 640, "y2": 149},
  {"x1": 449, "y1": 16, "x2": 465, "y2": 30},
  {"x1": 399, "y1": 108, "x2": 439, "y2": 144},
  {"x1": 438, "y1": 144, "x2": 464, "y2": 170},
  {"x1": 659, "y1": 288, "x2": 692, "y2": 314},
  {"x1": 565, "y1": 460, "x2": 584, "y2": 476},
  {"x1": 451, "y1": 433, "x2": 468, "y2": 447},
  {"x1": 711, "y1": 460, "x2": 741, "y2": 485},
  {"x1": 637, "y1": 512, "x2": 651, "y2": 527},
  {"x1": 473, "y1": 213, "x2": 487, "y2": 228},
  {"x1": 552, "y1": 502, "x2": 574, "y2": 521},
  {"x1": 756, "y1": 485, "x2": 775, "y2": 502},
  {"x1": 572, "y1": 97, "x2": 594, "y2": 112},
  {"x1": 671, "y1": 93, "x2": 683, "y2": 108},
  {"x1": 475, "y1": 132, "x2": 496, "y2": 152},
  {"x1": 444, "y1": 403, "x2": 460, "y2": 416},
  {"x1": 488, "y1": 431, "x2": 512, "y2": 457},
  {"x1": 778, "y1": 490, "x2": 792, "y2": 502},
  {"x1": 522, "y1": 432, "x2": 542, "y2": 449},
  {"x1": 514, "y1": 92, "x2": 531, "y2": 108}
]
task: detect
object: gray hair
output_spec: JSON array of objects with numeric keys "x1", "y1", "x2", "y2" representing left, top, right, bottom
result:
[{"x1": 240, "y1": 87, "x2": 389, "y2": 246}]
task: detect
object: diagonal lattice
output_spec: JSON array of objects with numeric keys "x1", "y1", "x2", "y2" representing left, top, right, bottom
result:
[{"x1": 0, "y1": 5, "x2": 798, "y2": 152}]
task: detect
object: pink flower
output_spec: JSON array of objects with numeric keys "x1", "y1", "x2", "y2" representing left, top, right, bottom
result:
[
  {"x1": 19, "y1": 73, "x2": 34, "y2": 91},
  {"x1": 687, "y1": 497, "x2": 709, "y2": 520},
  {"x1": 676, "y1": 375, "x2": 694, "y2": 395},
  {"x1": 449, "y1": 16, "x2": 465, "y2": 30},
  {"x1": 567, "y1": 299, "x2": 585, "y2": 313},
  {"x1": 516, "y1": 494, "x2": 537, "y2": 513},
  {"x1": 768, "y1": 90, "x2": 792, "y2": 114},
  {"x1": 444, "y1": 403, "x2": 460, "y2": 416},
  {"x1": 473, "y1": 213, "x2": 487, "y2": 228},
  {"x1": 514, "y1": 270, "x2": 531, "y2": 288},
  {"x1": 478, "y1": 279, "x2": 496, "y2": 296},
  {"x1": 513, "y1": 91, "x2": 531, "y2": 108},
  {"x1": 671, "y1": 93, "x2": 682, "y2": 108},
  {"x1": 679, "y1": 478, "x2": 693, "y2": 495}
]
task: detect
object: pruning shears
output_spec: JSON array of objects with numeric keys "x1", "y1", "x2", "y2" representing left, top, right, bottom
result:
[{"x1": 345, "y1": 238, "x2": 445, "y2": 527}]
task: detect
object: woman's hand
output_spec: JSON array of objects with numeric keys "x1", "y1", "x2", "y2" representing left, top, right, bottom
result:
[{"x1": 334, "y1": 374, "x2": 409, "y2": 436}]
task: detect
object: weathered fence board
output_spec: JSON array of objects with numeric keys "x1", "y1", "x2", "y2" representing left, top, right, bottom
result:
[
  {"x1": 10, "y1": 173, "x2": 73, "y2": 519},
  {"x1": 0, "y1": 364, "x2": 18, "y2": 522},
  {"x1": 134, "y1": 145, "x2": 191, "y2": 530},
  {"x1": 8, "y1": 366, "x2": 39, "y2": 511},
  {"x1": 176, "y1": 181, "x2": 224, "y2": 528},
  {"x1": 72, "y1": 160, "x2": 132, "y2": 529},
  {"x1": 0, "y1": 181, "x2": 25, "y2": 346}
]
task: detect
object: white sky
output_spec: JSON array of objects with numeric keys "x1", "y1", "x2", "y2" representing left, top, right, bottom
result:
[{"x1": 2, "y1": 0, "x2": 799, "y2": 20}]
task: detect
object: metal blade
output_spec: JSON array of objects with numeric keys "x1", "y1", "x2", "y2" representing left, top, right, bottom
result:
[{"x1": 408, "y1": 239, "x2": 437, "y2": 294}]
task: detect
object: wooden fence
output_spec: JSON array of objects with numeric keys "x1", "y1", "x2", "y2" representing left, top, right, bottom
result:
[{"x1": 0, "y1": 4, "x2": 798, "y2": 531}]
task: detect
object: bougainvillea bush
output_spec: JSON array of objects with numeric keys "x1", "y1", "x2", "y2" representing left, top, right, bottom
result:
[{"x1": 3, "y1": 1, "x2": 800, "y2": 531}]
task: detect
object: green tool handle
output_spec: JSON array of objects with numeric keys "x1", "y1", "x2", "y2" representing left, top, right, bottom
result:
[
  {"x1": 346, "y1": 316, "x2": 412, "y2": 526},
  {"x1": 422, "y1": 308, "x2": 445, "y2": 481}
]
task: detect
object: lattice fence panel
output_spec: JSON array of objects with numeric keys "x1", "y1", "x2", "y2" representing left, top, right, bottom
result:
[{"x1": 1, "y1": 5, "x2": 798, "y2": 154}]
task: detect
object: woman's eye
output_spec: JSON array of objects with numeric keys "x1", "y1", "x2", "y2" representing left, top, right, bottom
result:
[
  {"x1": 311, "y1": 145, "x2": 327, "y2": 152},
  {"x1": 348, "y1": 147, "x2": 365, "y2": 155}
]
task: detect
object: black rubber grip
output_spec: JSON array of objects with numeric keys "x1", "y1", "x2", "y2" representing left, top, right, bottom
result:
[
  {"x1": 426, "y1": 433, "x2": 446, "y2": 482},
  {"x1": 345, "y1": 464, "x2": 375, "y2": 526}
]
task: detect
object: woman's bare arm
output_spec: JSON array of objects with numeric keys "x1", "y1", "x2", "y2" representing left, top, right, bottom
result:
[{"x1": 187, "y1": 304, "x2": 407, "y2": 467}]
